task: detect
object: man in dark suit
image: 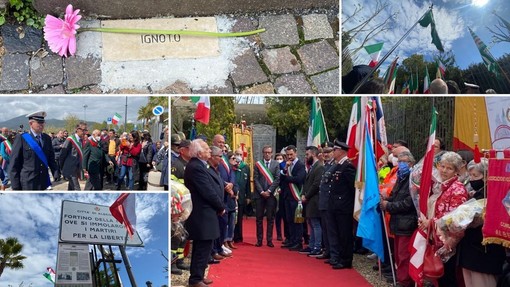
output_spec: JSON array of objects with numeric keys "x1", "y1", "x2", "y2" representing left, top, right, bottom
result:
[
  {"x1": 9, "y1": 111, "x2": 57, "y2": 190},
  {"x1": 280, "y1": 145, "x2": 306, "y2": 251},
  {"x1": 253, "y1": 145, "x2": 281, "y2": 247},
  {"x1": 300, "y1": 146, "x2": 325, "y2": 256},
  {"x1": 325, "y1": 139, "x2": 356, "y2": 269},
  {"x1": 60, "y1": 122, "x2": 87, "y2": 190},
  {"x1": 184, "y1": 139, "x2": 225, "y2": 287}
]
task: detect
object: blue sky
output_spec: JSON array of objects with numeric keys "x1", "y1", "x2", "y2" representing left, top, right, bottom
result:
[
  {"x1": 0, "y1": 193, "x2": 169, "y2": 287},
  {"x1": 342, "y1": 0, "x2": 510, "y2": 71}
]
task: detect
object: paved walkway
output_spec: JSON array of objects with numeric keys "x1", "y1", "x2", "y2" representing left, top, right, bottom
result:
[{"x1": 0, "y1": 8, "x2": 339, "y2": 94}]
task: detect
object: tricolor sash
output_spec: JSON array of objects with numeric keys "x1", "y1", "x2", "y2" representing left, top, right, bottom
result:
[
  {"x1": 220, "y1": 155, "x2": 230, "y2": 173},
  {"x1": 255, "y1": 160, "x2": 274, "y2": 186},
  {"x1": 287, "y1": 165, "x2": 302, "y2": 201},
  {"x1": 67, "y1": 134, "x2": 83, "y2": 161},
  {"x1": 22, "y1": 133, "x2": 51, "y2": 189},
  {"x1": 1, "y1": 140, "x2": 12, "y2": 169}
]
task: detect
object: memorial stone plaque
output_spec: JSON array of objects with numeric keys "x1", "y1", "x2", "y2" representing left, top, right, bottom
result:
[
  {"x1": 101, "y1": 17, "x2": 220, "y2": 61},
  {"x1": 252, "y1": 124, "x2": 276, "y2": 162},
  {"x1": 296, "y1": 129, "x2": 308, "y2": 161}
]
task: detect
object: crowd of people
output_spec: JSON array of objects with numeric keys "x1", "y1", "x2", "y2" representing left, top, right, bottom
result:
[
  {"x1": 0, "y1": 111, "x2": 169, "y2": 191},
  {"x1": 171, "y1": 131, "x2": 510, "y2": 287}
]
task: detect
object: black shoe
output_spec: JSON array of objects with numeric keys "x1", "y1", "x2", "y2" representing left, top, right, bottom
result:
[
  {"x1": 281, "y1": 243, "x2": 291, "y2": 248},
  {"x1": 276, "y1": 236, "x2": 283, "y2": 241},
  {"x1": 354, "y1": 247, "x2": 369, "y2": 255},
  {"x1": 255, "y1": 242, "x2": 262, "y2": 247},
  {"x1": 282, "y1": 239, "x2": 289, "y2": 245},
  {"x1": 316, "y1": 254, "x2": 330, "y2": 260},
  {"x1": 308, "y1": 250, "x2": 322, "y2": 257},
  {"x1": 267, "y1": 242, "x2": 274, "y2": 247},
  {"x1": 298, "y1": 247, "x2": 312, "y2": 254},
  {"x1": 171, "y1": 264, "x2": 183, "y2": 275},
  {"x1": 332, "y1": 263, "x2": 352, "y2": 270},
  {"x1": 116, "y1": 185, "x2": 121, "y2": 190},
  {"x1": 208, "y1": 258, "x2": 221, "y2": 264},
  {"x1": 288, "y1": 244, "x2": 302, "y2": 251},
  {"x1": 325, "y1": 259, "x2": 339, "y2": 265}
]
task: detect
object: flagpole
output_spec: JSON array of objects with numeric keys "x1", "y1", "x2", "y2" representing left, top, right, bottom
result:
[
  {"x1": 319, "y1": 97, "x2": 330, "y2": 142},
  {"x1": 350, "y1": 7, "x2": 432, "y2": 94},
  {"x1": 371, "y1": 100, "x2": 396, "y2": 286},
  {"x1": 119, "y1": 242, "x2": 138, "y2": 287}
]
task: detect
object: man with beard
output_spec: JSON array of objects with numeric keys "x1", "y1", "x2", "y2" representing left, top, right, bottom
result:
[
  {"x1": 60, "y1": 122, "x2": 88, "y2": 190},
  {"x1": 299, "y1": 146, "x2": 325, "y2": 256},
  {"x1": 253, "y1": 145, "x2": 280, "y2": 247}
]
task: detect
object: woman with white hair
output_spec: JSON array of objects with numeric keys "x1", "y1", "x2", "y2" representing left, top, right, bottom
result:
[{"x1": 418, "y1": 151, "x2": 469, "y2": 286}]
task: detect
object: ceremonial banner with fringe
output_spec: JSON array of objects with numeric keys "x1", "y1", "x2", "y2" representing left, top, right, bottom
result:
[
  {"x1": 232, "y1": 124, "x2": 254, "y2": 190},
  {"x1": 482, "y1": 151, "x2": 510, "y2": 247}
]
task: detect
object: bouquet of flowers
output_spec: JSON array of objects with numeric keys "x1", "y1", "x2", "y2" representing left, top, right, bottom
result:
[{"x1": 435, "y1": 198, "x2": 486, "y2": 261}]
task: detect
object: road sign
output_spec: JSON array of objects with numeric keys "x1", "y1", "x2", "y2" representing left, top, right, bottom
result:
[
  {"x1": 107, "y1": 117, "x2": 112, "y2": 124},
  {"x1": 152, "y1": 105, "x2": 164, "y2": 116},
  {"x1": 59, "y1": 200, "x2": 144, "y2": 247}
]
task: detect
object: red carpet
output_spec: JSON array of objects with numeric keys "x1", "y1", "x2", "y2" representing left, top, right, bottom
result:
[{"x1": 207, "y1": 217, "x2": 372, "y2": 287}]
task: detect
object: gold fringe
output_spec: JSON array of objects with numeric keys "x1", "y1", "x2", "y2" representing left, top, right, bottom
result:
[{"x1": 482, "y1": 237, "x2": 510, "y2": 248}]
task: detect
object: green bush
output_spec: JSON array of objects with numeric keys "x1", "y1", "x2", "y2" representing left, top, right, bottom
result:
[{"x1": 1, "y1": 0, "x2": 44, "y2": 28}]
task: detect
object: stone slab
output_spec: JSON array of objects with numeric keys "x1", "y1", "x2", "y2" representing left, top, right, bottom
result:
[
  {"x1": 38, "y1": 85, "x2": 65, "y2": 94},
  {"x1": 231, "y1": 49, "x2": 267, "y2": 87},
  {"x1": 259, "y1": 15, "x2": 299, "y2": 46},
  {"x1": 297, "y1": 40, "x2": 338, "y2": 75},
  {"x1": 156, "y1": 80, "x2": 192, "y2": 94},
  {"x1": 241, "y1": 82, "x2": 274, "y2": 94},
  {"x1": 0, "y1": 54, "x2": 30, "y2": 91},
  {"x1": 101, "y1": 18, "x2": 220, "y2": 61},
  {"x1": 1, "y1": 24, "x2": 43, "y2": 53},
  {"x1": 34, "y1": 0, "x2": 337, "y2": 19},
  {"x1": 65, "y1": 56, "x2": 101, "y2": 90},
  {"x1": 302, "y1": 14, "x2": 334, "y2": 41},
  {"x1": 192, "y1": 80, "x2": 234, "y2": 94},
  {"x1": 311, "y1": 69, "x2": 339, "y2": 94},
  {"x1": 252, "y1": 124, "x2": 276, "y2": 163},
  {"x1": 261, "y1": 47, "x2": 300, "y2": 74},
  {"x1": 30, "y1": 55, "x2": 63, "y2": 87},
  {"x1": 274, "y1": 73, "x2": 312, "y2": 94}
]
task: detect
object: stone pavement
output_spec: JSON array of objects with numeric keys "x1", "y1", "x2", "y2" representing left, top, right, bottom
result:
[{"x1": 0, "y1": 8, "x2": 339, "y2": 94}]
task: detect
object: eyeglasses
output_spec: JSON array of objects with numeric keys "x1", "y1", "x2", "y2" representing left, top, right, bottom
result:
[{"x1": 230, "y1": 157, "x2": 236, "y2": 160}]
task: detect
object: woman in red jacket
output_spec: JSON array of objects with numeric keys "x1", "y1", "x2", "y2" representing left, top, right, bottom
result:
[{"x1": 116, "y1": 131, "x2": 142, "y2": 190}]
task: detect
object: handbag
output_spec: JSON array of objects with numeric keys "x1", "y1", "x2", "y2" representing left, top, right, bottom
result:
[{"x1": 423, "y1": 224, "x2": 444, "y2": 279}]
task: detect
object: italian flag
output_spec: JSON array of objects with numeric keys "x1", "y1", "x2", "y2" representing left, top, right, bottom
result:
[
  {"x1": 423, "y1": 66, "x2": 431, "y2": 93},
  {"x1": 437, "y1": 60, "x2": 446, "y2": 78},
  {"x1": 307, "y1": 97, "x2": 329, "y2": 147},
  {"x1": 110, "y1": 193, "x2": 137, "y2": 238},
  {"x1": 43, "y1": 267, "x2": 56, "y2": 283},
  {"x1": 191, "y1": 96, "x2": 211, "y2": 125},
  {"x1": 364, "y1": 43, "x2": 384, "y2": 67},
  {"x1": 112, "y1": 113, "x2": 122, "y2": 125},
  {"x1": 409, "y1": 107, "x2": 437, "y2": 285},
  {"x1": 346, "y1": 97, "x2": 362, "y2": 165}
]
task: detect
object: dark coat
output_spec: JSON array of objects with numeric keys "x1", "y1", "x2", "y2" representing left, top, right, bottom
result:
[
  {"x1": 59, "y1": 136, "x2": 83, "y2": 178},
  {"x1": 280, "y1": 159, "x2": 306, "y2": 201},
  {"x1": 234, "y1": 163, "x2": 251, "y2": 205},
  {"x1": 139, "y1": 141, "x2": 154, "y2": 164},
  {"x1": 327, "y1": 159, "x2": 356, "y2": 214},
  {"x1": 9, "y1": 132, "x2": 57, "y2": 190},
  {"x1": 303, "y1": 161, "x2": 324, "y2": 218},
  {"x1": 170, "y1": 156, "x2": 187, "y2": 180},
  {"x1": 184, "y1": 157, "x2": 225, "y2": 240},
  {"x1": 253, "y1": 159, "x2": 280, "y2": 198},
  {"x1": 458, "y1": 189, "x2": 506, "y2": 275},
  {"x1": 52, "y1": 137, "x2": 65, "y2": 158},
  {"x1": 217, "y1": 158, "x2": 238, "y2": 212},
  {"x1": 82, "y1": 140, "x2": 110, "y2": 174},
  {"x1": 386, "y1": 174, "x2": 418, "y2": 236},
  {"x1": 318, "y1": 159, "x2": 335, "y2": 211}
]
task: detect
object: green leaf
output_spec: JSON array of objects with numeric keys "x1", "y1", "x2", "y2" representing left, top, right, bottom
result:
[
  {"x1": 26, "y1": 18, "x2": 34, "y2": 26},
  {"x1": 0, "y1": 16, "x2": 5, "y2": 26}
]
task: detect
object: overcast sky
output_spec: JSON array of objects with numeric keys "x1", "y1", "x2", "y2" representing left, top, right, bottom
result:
[
  {"x1": 0, "y1": 193, "x2": 169, "y2": 287},
  {"x1": 0, "y1": 95, "x2": 161, "y2": 123},
  {"x1": 343, "y1": 0, "x2": 510, "y2": 71}
]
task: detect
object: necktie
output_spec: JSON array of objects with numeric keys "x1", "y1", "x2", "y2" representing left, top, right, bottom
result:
[
  {"x1": 36, "y1": 135, "x2": 42, "y2": 147},
  {"x1": 266, "y1": 161, "x2": 270, "y2": 168}
]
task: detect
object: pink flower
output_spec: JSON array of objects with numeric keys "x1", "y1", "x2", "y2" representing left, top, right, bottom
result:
[{"x1": 43, "y1": 4, "x2": 81, "y2": 57}]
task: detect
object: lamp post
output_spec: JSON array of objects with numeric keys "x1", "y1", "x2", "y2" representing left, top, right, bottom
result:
[{"x1": 83, "y1": 104, "x2": 88, "y2": 122}]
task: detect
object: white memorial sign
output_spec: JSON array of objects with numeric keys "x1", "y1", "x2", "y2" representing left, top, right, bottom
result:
[
  {"x1": 59, "y1": 200, "x2": 143, "y2": 246},
  {"x1": 55, "y1": 243, "x2": 93, "y2": 287}
]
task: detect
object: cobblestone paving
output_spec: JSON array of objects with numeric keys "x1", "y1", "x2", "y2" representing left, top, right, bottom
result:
[{"x1": 0, "y1": 7, "x2": 339, "y2": 94}]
